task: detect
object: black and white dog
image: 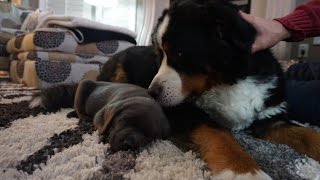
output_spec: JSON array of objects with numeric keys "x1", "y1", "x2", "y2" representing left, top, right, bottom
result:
[{"x1": 148, "y1": 0, "x2": 320, "y2": 179}]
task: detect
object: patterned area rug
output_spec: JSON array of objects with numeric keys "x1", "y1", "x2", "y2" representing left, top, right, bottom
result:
[{"x1": 1, "y1": 82, "x2": 320, "y2": 180}]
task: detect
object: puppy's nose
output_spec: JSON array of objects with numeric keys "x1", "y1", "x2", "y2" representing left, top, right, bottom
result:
[
  {"x1": 122, "y1": 137, "x2": 136, "y2": 150},
  {"x1": 148, "y1": 84, "x2": 162, "y2": 99}
]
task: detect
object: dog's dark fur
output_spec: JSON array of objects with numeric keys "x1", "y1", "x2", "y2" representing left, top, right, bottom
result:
[
  {"x1": 97, "y1": 45, "x2": 160, "y2": 88},
  {"x1": 149, "y1": 0, "x2": 291, "y2": 132},
  {"x1": 72, "y1": 80, "x2": 170, "y2": 151},
  {"x1": 147, "y1": 0, "x2": 320, "y2": 178},
  {"x1": 150, "y1": 0, "x2": 284, "y2": 107}
]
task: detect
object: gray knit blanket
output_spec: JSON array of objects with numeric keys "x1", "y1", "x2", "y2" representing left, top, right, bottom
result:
[{"x1": 0, "y1": 82, "x2": 319, "y2": 180}]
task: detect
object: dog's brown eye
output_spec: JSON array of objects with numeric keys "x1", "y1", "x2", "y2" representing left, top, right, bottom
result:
[{"x1": 217, "y1": 31, "x2": 223, "y2": 39}]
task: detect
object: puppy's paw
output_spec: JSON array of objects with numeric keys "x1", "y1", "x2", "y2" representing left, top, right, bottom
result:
[
  {"x1": 29, "y1": 96, "x2": 43, "y2": 108},
  {"x1": 214, "y1": 169, "x2": 271, "y2": 180},
  {"x1": 66, "y1": 111, "x2": 78, "y2": 119}
]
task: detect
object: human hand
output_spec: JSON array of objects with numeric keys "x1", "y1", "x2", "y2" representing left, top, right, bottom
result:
[{"x1": 240, "y1": 11, "x2": 291, "y2": 53}]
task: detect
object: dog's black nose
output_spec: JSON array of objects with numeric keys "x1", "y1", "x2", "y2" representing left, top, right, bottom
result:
[{"x1": 148, "y1": 84, "x2": 162, "y2": 99}]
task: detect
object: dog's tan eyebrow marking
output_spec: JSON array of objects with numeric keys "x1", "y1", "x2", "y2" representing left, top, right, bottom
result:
[
  {"x1": 110, "y1": 64, "x2": 127, "y2": 83},
  {"x1": 162, "y1": 42, "x2": 169, "y2": 52},
  {"x1": 181, "y1": 74, "x2": 209, "y2": 96}
]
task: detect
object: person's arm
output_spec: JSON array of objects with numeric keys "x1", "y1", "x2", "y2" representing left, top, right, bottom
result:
[
  {"x1": 275, "y1": 0, "x2": 320, "y2": 42},
  {"x1": 241, "y1": 0, "x2": 320, "y2": 53},
  {"x1": 240, "y1": 12, "x2": 290, "y2": 53}
]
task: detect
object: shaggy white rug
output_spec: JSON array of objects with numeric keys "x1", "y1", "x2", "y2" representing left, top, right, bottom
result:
[{"x1": 1, "y1": 82, "x2": 320, "y2": 180}]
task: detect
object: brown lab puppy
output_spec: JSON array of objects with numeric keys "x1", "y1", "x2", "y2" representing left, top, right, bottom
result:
[{"x1": 73, "y1": 80, "x2": 170, "y2": 151}]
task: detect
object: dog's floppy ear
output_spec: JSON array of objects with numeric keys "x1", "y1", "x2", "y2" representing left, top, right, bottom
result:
[
  {"x1": 169, "y1": 0, "x2": 256, "y2": 51},
  {"x1": 207, "y1": 1, "x2": 256, "y2": 51},
  {"x1": 93, "y1": 101, "x2": 124, "y2": 135}
]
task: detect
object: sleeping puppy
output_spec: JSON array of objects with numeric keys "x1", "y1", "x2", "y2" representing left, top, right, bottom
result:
[
  {"x1": 30, "y1": 45, "x2": 160, "y2": 111},
  {"x1": 73, "y1": 80, "x2": 170, "y2": 151},
  {"x1": 97, "y1": 45, "x2": 160, "y2": 88}
]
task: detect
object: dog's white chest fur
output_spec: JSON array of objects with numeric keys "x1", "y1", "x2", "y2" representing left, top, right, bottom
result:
[{"x1": 196, "y1": 76, "x2": 286, "y2": 130}]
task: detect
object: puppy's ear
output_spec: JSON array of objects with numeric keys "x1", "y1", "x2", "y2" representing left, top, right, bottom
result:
[{"x1": 93, "y1": 102, "x2": 123, "y2": 135}]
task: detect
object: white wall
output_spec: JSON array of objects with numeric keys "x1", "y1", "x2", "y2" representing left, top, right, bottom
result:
[
  {"x1": 251, "y1": 0, "x2": 267, "y2": 17},
  {"x1": 136, "y1": 0, "x2": 170, "y2": 45}
]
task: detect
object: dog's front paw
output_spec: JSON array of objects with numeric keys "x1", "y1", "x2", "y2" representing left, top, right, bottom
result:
[
  {"x1": 264, "y1": 124, "x2": 320, "y2": 161},
  {"x1": 214, "y1": 169, "x2": 271, "y2": 180},
  {"x1": 191, "y1": 125, "x2": 272, "y2": 180}
]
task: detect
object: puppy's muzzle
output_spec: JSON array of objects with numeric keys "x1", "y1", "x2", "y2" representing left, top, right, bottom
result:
[{"x1": 109, "y1": 127, "x2": 147, "y2": 151}]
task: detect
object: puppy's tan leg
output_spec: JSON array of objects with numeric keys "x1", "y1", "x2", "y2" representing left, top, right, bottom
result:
[
  {"x1": 262, "y1": 123, "x2": 320, "y2": 161},
  {"x1": 191, "y1": 124, "x2": 271, "y2": 179}
]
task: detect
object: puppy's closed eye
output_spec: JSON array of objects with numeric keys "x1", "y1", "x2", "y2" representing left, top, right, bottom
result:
[
  {"x1": 94, "y1": 97, "x2": 170, "y2": 151},
  {"x1": 93, "y1": 102, "x2": 122, "y2": 135}
]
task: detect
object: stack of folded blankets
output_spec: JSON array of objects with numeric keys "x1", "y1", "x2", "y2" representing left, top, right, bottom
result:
[
  {"x1": 0, "y1": 30, "x2": 12, "y2": 78},
  {"x1": 6, "y1": 15, "x2": 136, "y2": 88},
  {"x1": 0, "y1": 2, "x2": 41, "y2": 79},
  {"x1": 0, "y1": 28, "x2": 25, "y2": 78}
]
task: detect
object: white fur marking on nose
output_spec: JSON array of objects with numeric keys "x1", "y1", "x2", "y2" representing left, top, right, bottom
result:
[{"x1": 150, "y1": 54, "x2": 185, "y2": 106}]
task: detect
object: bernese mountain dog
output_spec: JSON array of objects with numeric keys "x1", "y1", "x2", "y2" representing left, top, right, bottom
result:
[{"x1": 148, "y1": 0, "x2": 320, "y2": 179}]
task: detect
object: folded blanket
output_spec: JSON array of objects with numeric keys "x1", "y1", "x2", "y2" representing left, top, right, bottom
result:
[
  {"x1": 10, "y1": 60, "x2": 100, "y2": 88},
  {"x1": 0, "y1": 30, "x2": 17, "y2": 56},
  {"x1": 0, "y1": 27, "x2": 26, "y2": 36},
  {"x1": 11, "y1": 51, "x2": 110, "y2": 65},
  {"x1": 0, "y1": 31, "x2": 15, "y2": 45},
  {"x1": 0, "y1": 44, "x2": 8, "y2": 57},
  {"x1": 10, "y1": 60, "x2": 32, "y2": 84},
  {"x1": 0, "y1": 56, "x2": 10, "y2": 71},
  {"x1": 36, "y1": 15, "x2": 137, "y2": 44},
  {"x1": 20, "y1": 9, "x2": 54, "y2": 32},
  {"x1": 6, "y1": 29, "x2": 135, "y2": 56},
  {"x1": 66, "y1": 27, "x2": 137, "y2": 45}
]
